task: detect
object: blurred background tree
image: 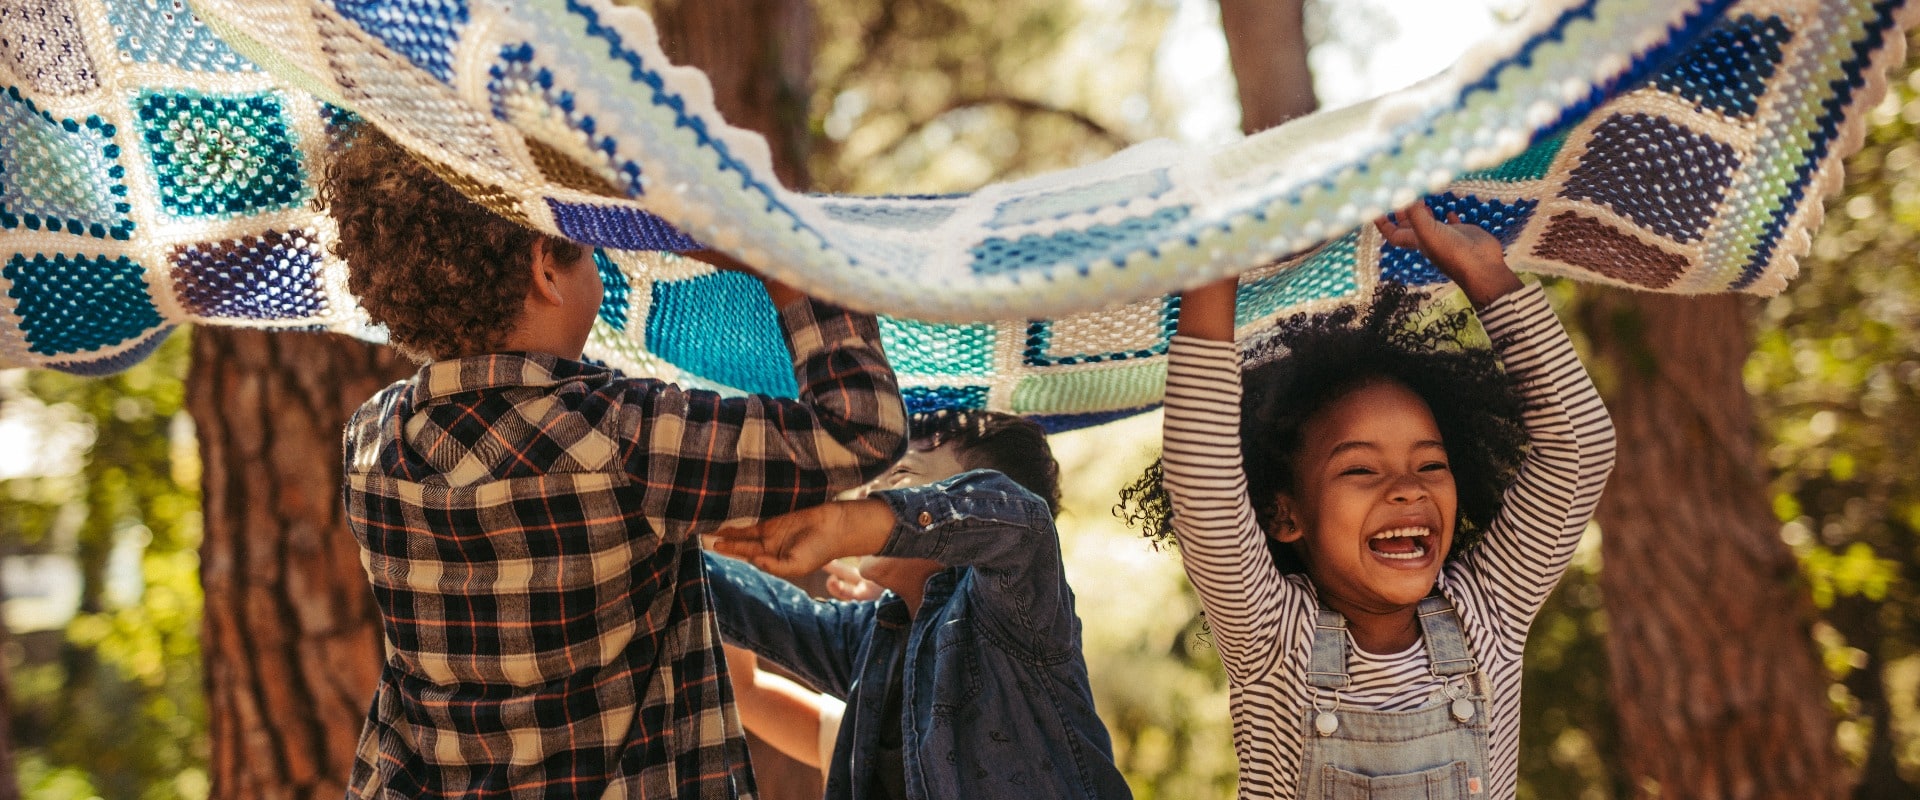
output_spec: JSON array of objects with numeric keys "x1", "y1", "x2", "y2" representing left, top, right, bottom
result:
[
  {"x1": 1748, "y1": 27, "x2": 1920, "y2": 799},
  {"x1": 1, "y1": 3, "x2": 1917, "y2": 800}
]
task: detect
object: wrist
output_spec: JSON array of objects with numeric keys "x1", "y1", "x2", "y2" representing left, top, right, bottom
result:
[
  {"x1": 836, "y1": 499, "x2": 896, "y2": 557},
  {"x1": 1457, "y1": 267, "x2": 1523, "y2": 308}
]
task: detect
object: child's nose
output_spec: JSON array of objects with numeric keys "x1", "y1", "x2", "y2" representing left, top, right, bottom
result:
[{"x1": 1388, "y1": 473, "x2": 1428, "y2": 502}]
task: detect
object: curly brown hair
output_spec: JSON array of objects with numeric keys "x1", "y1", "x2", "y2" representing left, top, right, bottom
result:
[
  {"x1": 1116, "y1": 282, "x2": 1530, "y2": 574},
  {"x1": 315, "y1": 122, "x2": 583, "y2": 362}
]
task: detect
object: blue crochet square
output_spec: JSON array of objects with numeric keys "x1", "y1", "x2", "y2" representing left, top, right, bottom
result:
[
  {"x1": 0, "y1": 0, "x2": 100, "y2": 96},
  {"x1": 548, "y1": 200, "x2": 703, "y2": 251},
  {"x1": 904, "y1": 386, "x2": 989, "y2": 421},
  {"x1": 1652, "y1": 14, "x2": 1791, "y2": 120},
  {"x1": 5, "y1": 253, "x2": 165, "y2": 356},
  {"x1": 645, "y1": 272, "x2": 798, "y2": 398},
  {"x1": 1380, "y1": 195, "x2": 1538, "y2": 286},
  {"x1": 971, "y1": 206, "x2": 1192, "y2": 277},
  {"x1": 47, "y1": 328, "x2": 173, "y2": 376},
  {"x1": 169, "y1": 229, "x2": 328, "y2": 320},
  {"x1": 107, "y1": 0, "x2": 255, "y2": 73},
  {"x1": 1562, "y1": 112, "x2": 1737, "y2": 244},
  {"x1": 0, "y1": 90, "x2": 134, "y2": 240},
  {"x1": 136, "y1": 90, "x2": 307, "y2": 219},
  {"x1": 329, "y1": 0, "x2": 468, "y2": 84}
]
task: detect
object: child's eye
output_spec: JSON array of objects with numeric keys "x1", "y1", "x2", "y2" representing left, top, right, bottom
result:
[
  {"x1": 1338, "y1": 466, "x2": 1375, "y2": 477},
  {"x1": 1420, "y1": 462, "x2": 1451, "y2": 472}
]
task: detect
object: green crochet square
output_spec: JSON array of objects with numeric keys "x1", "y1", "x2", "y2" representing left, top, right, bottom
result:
[{"x1": 136, "y1": 89, "x2": 307, "y2": 218}]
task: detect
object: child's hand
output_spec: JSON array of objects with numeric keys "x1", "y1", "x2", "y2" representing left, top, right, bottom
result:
[
  {"x1": 1374, "y1": 203, "x2": 1522, "y2": 307},
  {"x1": 710, "y1": 500, "x2": 895, "y2": 579},
  {"x1": 824, "y1": 561, "x2": 885, "y2": 601}
]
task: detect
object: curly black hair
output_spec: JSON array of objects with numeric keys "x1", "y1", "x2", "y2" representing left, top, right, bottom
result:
[
  {"x1": 1116, "y1": 282, "x2": 1530, "y2": 574},
  {"x1": 914, "y1": 410, "x2": 1062, "y2": 517},
  {"x1": 315, "y1": 121, "x2": 584, "y2": 363}
]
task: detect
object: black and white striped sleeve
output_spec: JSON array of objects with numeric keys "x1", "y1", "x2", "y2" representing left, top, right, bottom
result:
[
  {"x1": 1161, "y1": 335, "x2": 1302, "y2": 683},
  {"x1": 1453, "y1": 283, "x2": 1617, "y2": 646}
]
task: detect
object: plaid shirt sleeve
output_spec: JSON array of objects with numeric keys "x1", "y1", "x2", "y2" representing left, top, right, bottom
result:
[{"x1": 616, "y1": 298, "x2": 907, "y2": 540}]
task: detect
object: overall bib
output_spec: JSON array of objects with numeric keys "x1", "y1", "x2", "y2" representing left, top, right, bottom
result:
[{"x1": 1297, "y1": 595, "x2": 1491, "y2": 799}]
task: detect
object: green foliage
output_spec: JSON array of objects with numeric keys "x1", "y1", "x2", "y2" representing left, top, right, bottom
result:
[
  {"x1": 1, "y1": 332, "x2": 208, "y2": 800},
  {"x1": 1745, "y1": 29, "x2": 1920, "y2": 790}
]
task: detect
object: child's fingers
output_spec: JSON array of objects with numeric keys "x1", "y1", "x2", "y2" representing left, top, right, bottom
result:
[
  {"x1": 709, "y1": 520, "x2": 764, "y2": 540},
  {"x1": 1403, "y1": 202, "x2": 1443, "y2": 237},
  {"x1": 823, "y1": 560, "x2": 863, "y2": 582},
  {"x1": 711, "y1": 538, "x2": 771, "y2": 562}
]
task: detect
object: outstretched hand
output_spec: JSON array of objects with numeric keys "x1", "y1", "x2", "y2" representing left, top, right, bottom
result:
[
  {"x1": 1374, "y1": 203, "x2": 1522, "y2": 307},
  {"x1": 709, "y1": 500, "x2": 895, "y2": 580},
  {"x1": 825, "y1": 560, "x2": 885, "y2": 601}
]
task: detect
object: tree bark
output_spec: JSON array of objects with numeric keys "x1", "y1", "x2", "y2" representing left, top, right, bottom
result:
[
  {"x1": 1579, "y1": 292, "x2": 1842, "y2": 799},
  {"x1": 651, "y1": 2, "x2": 821, "y2": 798},
  {"x1": 189, "y1": 329, "x2": 412, "y2": 800},
  {"x1": 1217, "y1": 0, "x2": 1318, "y2": 133},
  {"x1": 650, "y1": 0, "x2": 816, "y2": 190}
]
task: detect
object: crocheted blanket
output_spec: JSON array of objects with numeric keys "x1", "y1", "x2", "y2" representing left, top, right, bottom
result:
[{"x1": 1, "y1": 0, "x2": 1914, "y2": 431}]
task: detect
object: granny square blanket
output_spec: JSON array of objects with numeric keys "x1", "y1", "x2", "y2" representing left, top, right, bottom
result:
[{"x1": 1, "y1": 0, "x2": 1914, "y2": 430}]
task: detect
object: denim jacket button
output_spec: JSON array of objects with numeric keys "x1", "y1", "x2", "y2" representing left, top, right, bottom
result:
[{"x1": 918, "y1": 511, "x2": 934, "y2": 527}]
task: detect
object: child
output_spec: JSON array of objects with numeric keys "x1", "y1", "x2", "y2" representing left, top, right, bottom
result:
[
  {"x1": 705, "y1": 412, "x2": 1132, "y2": 800},
  {"x1": 325, "y1": 123, "x2": 907, "y2": 799},
  {"x1": 1125, "y1": 204, "x2": 1615, "y2": 798}
]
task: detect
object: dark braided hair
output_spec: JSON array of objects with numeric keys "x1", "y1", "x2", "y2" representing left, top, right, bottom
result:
[
  {"x1": 915, "y1": 410, "x2": 1062, "y2": 517},
  {"x1": 1116, "y1": 282, "x2": 1529, "y2": 574}
]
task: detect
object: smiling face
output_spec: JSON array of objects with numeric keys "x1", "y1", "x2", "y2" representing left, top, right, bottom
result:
[{"x1": 1272, "y1": 378, "x2": 1458, "y2": 615}]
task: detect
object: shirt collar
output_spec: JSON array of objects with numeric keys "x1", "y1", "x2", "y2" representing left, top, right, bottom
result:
[{"x1": 409, "y1": 351, "x2": 610, "y2": 406}]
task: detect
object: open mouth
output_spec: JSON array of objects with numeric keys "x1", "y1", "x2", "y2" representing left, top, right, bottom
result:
[{"x1": 1367, "y1": 526, "x2": 1434, "y2": 562}]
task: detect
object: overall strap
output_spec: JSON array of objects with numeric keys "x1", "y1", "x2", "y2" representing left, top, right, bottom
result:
[
  {"x1": 1416, "y1": 594, "x2": 1477, "y2": 678},
  {"x1": 1306, "y1": 608, "x2": 1351, "y2": 690}
]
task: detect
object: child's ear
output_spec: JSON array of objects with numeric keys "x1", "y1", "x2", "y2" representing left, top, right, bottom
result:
[
  {"x1": 527, "y1": 239, "x2": 566, "y2": 306},
  {"x1": 1267, "y1": 494, "x2": 1305, "y2": 544}
]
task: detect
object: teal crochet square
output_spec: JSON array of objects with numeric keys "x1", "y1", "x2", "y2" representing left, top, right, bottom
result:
[
  {"x1": 645, "y1": 273, "x2": 798, "y2": 398},
  {"x1": 879, "y1": 318, "x2": 995, "y2": 376},
  {"x1": 136, "y1": 90, "x2": 306, "y2": 219},
  {"x1": 1236, "y1": 231, "x2": 1362, "y2": 327},
  {"x1": 0, "y1": 90, "x2": 133, "y2": 239},
  {"x1": 5, "y1": 253, "x2": 164, "y2": 356}
]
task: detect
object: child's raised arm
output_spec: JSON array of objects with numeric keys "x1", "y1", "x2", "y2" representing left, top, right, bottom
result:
[
  {"x1": 612, "y1": 272, "x2": 908, "y2": 540},
  {"x1": 1161, "y1": 278, "x2": 1302, "y2": 684},
  {"x1": 1379, "y1": 204, "x2": 1617, "y2": 646}
]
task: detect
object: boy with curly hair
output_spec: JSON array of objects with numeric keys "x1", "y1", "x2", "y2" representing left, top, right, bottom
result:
[{"x1": 324, "y1": 123, "x2": 907, "y2": 800}]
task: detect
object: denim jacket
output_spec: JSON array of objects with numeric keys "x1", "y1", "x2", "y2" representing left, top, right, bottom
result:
[{"x1": 705, "y1": 470, "x2": 1132, "y2": 800}]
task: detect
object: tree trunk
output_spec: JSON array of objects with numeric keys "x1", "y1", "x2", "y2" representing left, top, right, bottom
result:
[
  {"x1": 1217, "y1": 0, "x2": 1318, "y2": 133},
  {"x1": 651, "y1": 2, "x2": 821, "y2": 798},
  {"x1": 1579, "y1": 292, "x2": 1842, "y2": 799},
  {"x1": 0, "y1": 567, "x2": 20, "y2": 800},
  {"x1": 189, "y1": 329, "x2": 412, "y2": 800}
]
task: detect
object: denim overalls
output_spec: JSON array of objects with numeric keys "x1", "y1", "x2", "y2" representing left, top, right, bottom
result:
[{"x1": 1298, "y1": 594, "x2": 1490, "y2": 799}]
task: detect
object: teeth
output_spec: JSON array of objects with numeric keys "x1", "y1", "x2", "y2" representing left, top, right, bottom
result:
[
  {"x1": 1376, "y1": 541, "x2": 1428, "y2": 560},
  {"x1": 1370, "y1": 527, "x2": 1431, "y2": 540}
]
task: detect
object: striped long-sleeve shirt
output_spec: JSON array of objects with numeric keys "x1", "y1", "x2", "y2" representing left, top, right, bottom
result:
[{"x1": 1161, "y1": 283, "x2": 1615, "y2": 799}]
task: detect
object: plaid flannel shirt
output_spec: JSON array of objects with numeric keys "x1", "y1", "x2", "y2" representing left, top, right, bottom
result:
[{"x1": 341, "y1": 299, "x2": 906, "y2": 800}]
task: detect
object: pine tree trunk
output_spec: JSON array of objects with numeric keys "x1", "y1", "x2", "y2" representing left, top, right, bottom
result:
[
  {"x1": 1217, "y1": 0, "x2": 1318, "y2": 132},
  {"x1": 649, "y1": 2, "x2": 822, "y2": 797},
  {"x1": 188, "y1": 329, "x2": 411, "y2": 800},
  {"x1": 1579, "y1": 292, "x2": 1842, "y2": 798}
]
